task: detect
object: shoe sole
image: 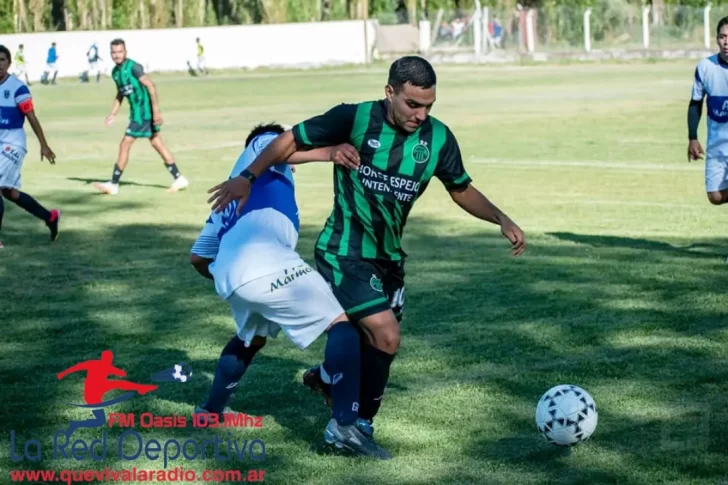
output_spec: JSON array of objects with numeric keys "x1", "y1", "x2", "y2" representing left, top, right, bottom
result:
[
  {"x1": 92, "y1": 183, "x2": 118, "y2": 195},
  {"x1": 303, "y1": 370, "x2": 332, "y2": 408}
]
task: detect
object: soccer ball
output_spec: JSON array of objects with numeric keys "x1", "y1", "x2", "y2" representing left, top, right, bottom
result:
[{"x1": 535, "y1": 384, "x2": 598, "y2": 446}]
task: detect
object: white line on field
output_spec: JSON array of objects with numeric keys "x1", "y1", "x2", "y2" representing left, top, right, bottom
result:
[
  {"x1": 62, "y1": 141, "x2": 244, "y2": 162},
  {"x1": 469, "y1": 158, "x2": 702, "y2": 172}
]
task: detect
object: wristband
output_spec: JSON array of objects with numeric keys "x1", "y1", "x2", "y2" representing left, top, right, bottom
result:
[{"x1": 240, "y1": 168, "x2": 257, "y2": 184}]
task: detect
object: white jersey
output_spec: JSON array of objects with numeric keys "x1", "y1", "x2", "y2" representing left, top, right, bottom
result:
[
  {"x1": 692, "y1": 55, "x2": 728, "y2": 158},
  {"x1": 0, "y1": 74, "x2": 31, "y2": 150},
  {"x1": 191, "y1": 132, "x2": 301, "y2": 299}
]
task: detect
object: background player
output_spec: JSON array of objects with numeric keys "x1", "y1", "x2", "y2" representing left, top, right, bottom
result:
[
  {"x1": 196, "y1": 38, "x2": 208, "y2": 76},
  {"x1": 190, "y1": 123, "x2": 389, "y2": 459},
  {"x1": 14, "y1": 44, "x2": 30, "y2": 86},
  {"x1": 206, "y1": 56, "x2": 526, "y2": 450},
  {"x1": 81, "y1": 42, "x2": 102, "y2": 83},
  {"x1": 94, "y1": 39, "x2": 188, "y2": 195},
  {"x1": 41, "y1": 42, "x2": 59, "y2": 85},
  {"x1": 0, "y1": 45, "x2": 59, "y2": 249},
  {"x1": 688, "y1": 16, "x2": 728, "y2": 206}
]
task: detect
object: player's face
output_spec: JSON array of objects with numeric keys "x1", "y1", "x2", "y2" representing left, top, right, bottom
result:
[
  {"x1": 717, "y1": 26, "x2": 728, "y2": 57},
  {"x1": 385, "y1": 82, "x2": 436, "y2": 133},
  {"x1": 110, "y1": 44, "x2": 127, "y2": 65},
  {"x1": 0, "y1": 54, "x2": 9, "y2": 79}
]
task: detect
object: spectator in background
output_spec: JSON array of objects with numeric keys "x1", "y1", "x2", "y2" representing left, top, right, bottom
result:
[
  {"x1": 41, "y1": 42, "x2": 59, "y2": 85},
  {"x1": 395, "y1": 0, "x2": 408, "y2": 24},
  {"x1": 489, "y1": 18, "x2": 503, "y2": 48}
]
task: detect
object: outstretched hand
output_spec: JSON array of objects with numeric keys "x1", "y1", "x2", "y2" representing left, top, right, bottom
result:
[
  {"x1": 329, "y1": 144, "x2": 360, "y2": 170},
  {"x1": 501, "y1": 218, "x2": 526, "y2": 256},
  {"x1": 207, "y1": 176, "x2": 252, "y2": 214},
  {"x1": 688, "y1": 140, "x2": 704, "y2": 162},
  {"x1": 41, "y1": 144, "x2": 56, "y2": 165}
]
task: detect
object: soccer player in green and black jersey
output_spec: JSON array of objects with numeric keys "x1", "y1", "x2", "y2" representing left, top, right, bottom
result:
[
  {"x1": 94, "y1": 38, "x2": 189, "y2": 196},
  {"x1": 207, "y1": 56, "x2": 526, "y2": 456}
]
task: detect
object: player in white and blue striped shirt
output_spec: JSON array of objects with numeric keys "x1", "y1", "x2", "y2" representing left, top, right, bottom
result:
[
  {"x1": 0, "y1": 45, "x2": 59, "y2": 249},
  {"x1": 688, "y1": 16, "x2": 728, "y2": 206}
]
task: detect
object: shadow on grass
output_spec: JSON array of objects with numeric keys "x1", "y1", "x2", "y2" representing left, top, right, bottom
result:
[{"x1": 3, "y1": 201, "x2": 728, "y2": 484}]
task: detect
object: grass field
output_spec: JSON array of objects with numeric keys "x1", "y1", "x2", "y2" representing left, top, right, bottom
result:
[{"x1": 1, "y1": 59, "x2": 727, "y2": 485}]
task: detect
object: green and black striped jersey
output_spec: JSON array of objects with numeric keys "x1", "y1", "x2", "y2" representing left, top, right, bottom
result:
[
  {"x1": 292, "y1": 99, "x2": 472, "y2": 262},
  {"x1": 112, "y1": 59, "x2": 152, "y2": 124}
]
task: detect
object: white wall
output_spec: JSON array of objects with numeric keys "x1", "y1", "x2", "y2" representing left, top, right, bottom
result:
[{"x1": 0, "y1": 20, "x2": 378, "y2": 82}]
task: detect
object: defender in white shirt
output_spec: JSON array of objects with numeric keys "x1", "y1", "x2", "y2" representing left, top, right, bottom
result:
[{"x1": 0, "y1": 45, "x2": 60, "y2": 249}]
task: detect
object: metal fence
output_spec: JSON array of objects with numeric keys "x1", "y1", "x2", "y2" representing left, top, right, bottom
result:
[{"x1": 428, "y1": 3, "x2": 717, "y2": 56}]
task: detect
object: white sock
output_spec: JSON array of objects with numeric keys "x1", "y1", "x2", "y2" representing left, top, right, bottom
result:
[{"x1": 319, "y1": 364, "x2": 331, "y2": 384}]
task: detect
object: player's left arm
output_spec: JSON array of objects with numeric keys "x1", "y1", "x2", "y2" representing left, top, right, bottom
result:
[
  {"x1": 134, "y1": 63, "x2": 163, "y2": 125},
  {"x1": 190, "y1": 213, "x2": 221, "y2": 280},
  {"x1": 436, "y1": 129, "x2": 525, "y2": 256},
  {"x1": 17, "y1": 86, "x2": 56, "y2": 164}
]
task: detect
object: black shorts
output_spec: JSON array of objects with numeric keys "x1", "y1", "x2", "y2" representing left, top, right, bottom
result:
[
  {"x1": 125, "y1": 119, "x2": 161, "y2": 139},
  {"x1": 314, "y1": 249, "x2": 406, "y2": 323}
]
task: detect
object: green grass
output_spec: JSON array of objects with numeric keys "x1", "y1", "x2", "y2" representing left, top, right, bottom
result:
[{"x1": 1, "y1": 60, "x2": 727, "y2": 485}]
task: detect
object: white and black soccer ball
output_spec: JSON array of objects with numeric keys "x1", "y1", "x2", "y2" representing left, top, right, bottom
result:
[{"x1": 535, "y1": 384, "x2": 598, "y2": 446}]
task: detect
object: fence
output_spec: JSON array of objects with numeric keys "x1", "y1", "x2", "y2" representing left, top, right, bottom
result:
[{"x1": 426, "y1": 3, "x2": 718, "y2": 56}]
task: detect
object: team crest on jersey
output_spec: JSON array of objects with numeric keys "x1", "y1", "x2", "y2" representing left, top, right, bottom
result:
[
  {"x1": 412, "y1": 140, "x2": 430, "y2": 163},
  {"x1": 370, "y1": 274, "x2": 384, "y2": 293},
  {"x1": 367, "y1": 139, "x2": 381, "y2": 149},
  {"x1": 3, "y1": 90, "x2": 9, "y2": 99}
]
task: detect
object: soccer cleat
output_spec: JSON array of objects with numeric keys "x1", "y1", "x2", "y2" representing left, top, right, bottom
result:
[
  {"x1": 93, "y1": 181, "x2": 119, "y2": 195},
  {"x1": 168, "y1": 175, "x2": 189, "y2": 193},
  {"x1": 356, "y1": 418, "x2": 374, "y2": 438},
  {"x1": 323, "y1": 418, "x2": 392, "y2": 460},
  {"x1": 193, "y1": 405, "x2": 242, "y2": 424},
  {"x1": 303, "y1": 365, "x2": 332, "y2": 407},
  {"x1": 47, "y1": 209, "x2": 61, "y2": 242}
]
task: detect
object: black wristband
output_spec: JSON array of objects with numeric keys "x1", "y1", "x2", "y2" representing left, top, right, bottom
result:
[{"x1": 240, "y1": 168, "x2": 257, "y2": 184}]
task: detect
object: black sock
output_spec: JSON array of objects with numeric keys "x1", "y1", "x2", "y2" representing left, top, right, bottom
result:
[
  {"x1": 11, "y1": 192, "x2": 51, "y2": 222},
  {"x1": 166, "y1": 163, "x2": 181, "y2": 179},
  {"x1": 0, "y1": 195, "x2": 4, "y2": 231},
  {"x1": 358, "y1": 343, "x2": 396, "y2": 422},
  {"x1": 324, "y1": 322, "x2": 361, "y2": 426},
  {"x1": 111, "y1": 164, "x2": 123, "y2": 184},
  {"x1": 203, "y1": 336, "x2": 264, "y2": 414}
]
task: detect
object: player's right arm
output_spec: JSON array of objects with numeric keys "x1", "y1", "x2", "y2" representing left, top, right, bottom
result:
[
  {"x1": 106, "y1": 91, "x2": 124, "y2": 127},
  {"x1": 688, "y1": 64, "x2": 706, "y2": 161},
  {"x1": 208, "y1": 104, "x2": 360, "y2": 213}
]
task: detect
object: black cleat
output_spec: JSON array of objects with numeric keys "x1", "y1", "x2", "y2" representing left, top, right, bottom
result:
[{"x1": 303, "y1": 365, "x2": 332, "y2": 408}]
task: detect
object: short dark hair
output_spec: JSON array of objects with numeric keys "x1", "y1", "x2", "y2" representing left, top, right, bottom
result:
[
  {"x1": 718, "y1": 16, "x2": 728, "y2": 36},
  {"x1": 245, "y1": 123, "x2": 286, "y2": 148},
  {"x1": 0, "y1": 45, "x2": 11, "y2": 64},
  {"x1": 387, "y1": 56, "x2": 436, "y2": 92},
  {"x1": 110, "y1": 38, "x2": 126, "y2": 47}
]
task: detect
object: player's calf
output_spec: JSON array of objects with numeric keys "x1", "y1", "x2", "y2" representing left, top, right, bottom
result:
[{"x1": 200, "y1": 335, "x2": 266, "y2": 414}]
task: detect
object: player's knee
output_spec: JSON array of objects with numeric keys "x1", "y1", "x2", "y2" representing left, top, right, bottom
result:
[
  {"x1": 707, "y1": 192, "x2": 725, "y2": 205},
  {"x1": 1, "y1": 188, "x2": 19, "y2": 200},
  {"x1": 370, "y1": 324, "x2": 400, "y2": 353},
  {"x1": 250, "y1": 336, "x2": 267, "y2": 348}
]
